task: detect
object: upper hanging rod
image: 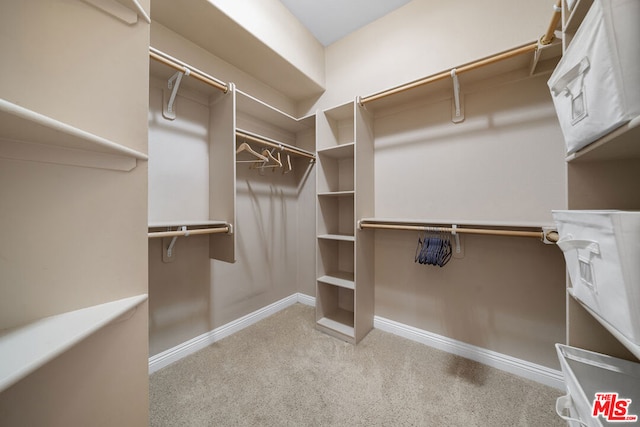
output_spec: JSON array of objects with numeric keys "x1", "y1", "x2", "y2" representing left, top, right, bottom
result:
[
  {"x1": 359, "y1": 42, "x2": 538, "y2": 106},
  {"x1": 149, "y1": 47, "x2": 228, "y2": 94},
  {"x1": 540, "y1": 0, "x2": 562, "y2": 45},
  {"x1": 236, "y1": 129, "x2": 316, "y2": 161},
  {"x1": 358, "y1": 220, "x2": 559, "y2": 243}
]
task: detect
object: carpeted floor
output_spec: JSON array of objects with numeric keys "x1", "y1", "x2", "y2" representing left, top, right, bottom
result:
[{"x1": 150, "y1": 303, "x2": 565, "y2": 426}]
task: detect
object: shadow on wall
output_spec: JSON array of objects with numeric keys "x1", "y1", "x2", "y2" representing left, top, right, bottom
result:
[
  {"x1": 373, "y1": 74, "x2": 559, "y2": 153},
  {"x1": 207, "y1": 165, "x2": 306, "y2": 327},
  {"x1": 374, "y1": 230, "x2": 566, "y2": 371},
  {"x1": 148, "y1": 235, "x2": 212, "y2": 356}
]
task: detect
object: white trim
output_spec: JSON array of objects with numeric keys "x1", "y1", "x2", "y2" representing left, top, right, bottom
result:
[
  {"x1": 296, "y1": 293, "x2": 316, "y2": 307},
  {"x1": 374, "y1": 315, "x2": 565, "y2": 390},
  {"x1": 149, "y1": 293, "x2": 313, "y2": 374},
  {"x1": 149, "y1": 293, "x2": 563, "y2": 391}
]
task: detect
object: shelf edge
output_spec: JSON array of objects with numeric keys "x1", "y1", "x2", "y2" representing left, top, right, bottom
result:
[{"x1": 0, "y1": 294, "x2": 148, "y2": 392}]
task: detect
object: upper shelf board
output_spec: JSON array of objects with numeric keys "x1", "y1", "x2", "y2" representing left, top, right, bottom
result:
[
  {"x1": 0, "y1": 294, "x2": 148, "y2": 393},
  {"x1": 0, "y1": 99, "x2": 147, "y2": 171},
  {"x1": 317, "y1": 142, "x2": 355, "y2": 159},
  {"x1": 148, "y1": 220, "x2": 228, "y2": 229},
  {"x1": 236, "y1": 90, "x2": 314, "y2": 133}
]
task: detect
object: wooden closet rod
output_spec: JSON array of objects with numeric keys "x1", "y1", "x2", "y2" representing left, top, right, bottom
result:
[
  {"x1": 359, "y1": 42, "x2": 538, "y2": 106},
  {"x1": 148, "y1": 226, "x2": 230, "y2": 239},
  {"x1": 358, "y1": 222, "x2": 559, "y2": 243},
  {"x1": 236, "y1": 129, "x2": 316, "y2": 161},
  {"x1": 540, "y1": 0, "x2": 563, "y2": 45},
  {"x1": 149, "y1": 47, "x2": 229, "y2": 93}
]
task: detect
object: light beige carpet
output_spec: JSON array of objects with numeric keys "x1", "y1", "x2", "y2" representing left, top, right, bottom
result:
[{"x1": 150, "y1": 303, "x2": 565, "y2": 426}]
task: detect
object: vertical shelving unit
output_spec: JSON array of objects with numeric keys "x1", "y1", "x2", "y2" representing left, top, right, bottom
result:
[
  {"x1": 559, "y1": 0, "x2": 640, "y2": 362},
  {"x1": 315, "y1": 101, "x2": 374, "y2": 344},
  {"x1": 0, "y1": 1, "x2": 150, "y2": 425}
]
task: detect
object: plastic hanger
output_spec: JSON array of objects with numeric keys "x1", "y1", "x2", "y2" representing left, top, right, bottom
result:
[
  {"x1": 283, "y1": 154, "x2": 292, "y2": 174},
  {"x1": 251, "y1": 149, "x2": 282, "y2": 170}
]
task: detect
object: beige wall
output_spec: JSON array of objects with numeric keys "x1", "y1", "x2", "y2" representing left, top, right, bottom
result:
[{"x1": 370, "y1": 72, "x2": 567, "y2": 368}]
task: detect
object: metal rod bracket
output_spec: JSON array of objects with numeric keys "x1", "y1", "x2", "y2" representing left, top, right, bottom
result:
[
  {"x1": 163, "y1": 70, "x2": 189, "y2": 120},
  {"x1": 166, "y1": 226, "x2": 188, "y2": 258},
  {"x1": 451, "y1": 224, "x2": 461, "y2": 253},
  {"x1": 542, "y1": 227, "x2": 559, "y2": 244},
  {"x1": 451, "y1": 69, "x2": 465, "y2": 123}
]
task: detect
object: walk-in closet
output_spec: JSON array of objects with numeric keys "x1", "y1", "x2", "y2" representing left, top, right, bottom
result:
[{"x1": 2, "y1": 0, "x2": 639, "y2": 425}]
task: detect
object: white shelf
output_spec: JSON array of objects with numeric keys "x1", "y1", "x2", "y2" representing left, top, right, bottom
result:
[
  {"x1": 236, "y1": 90, "x2": 314, "y2": 132},
  {"x1": 564, "y1": 0, "x2": 593, "y2": 34},
  {"x1": 0, "y1": 99, "x2": 147, "y2": 171},
  {"x1": 318, "y1": 272, "x2": 355, "y2": 290},
  {"x1": 317, "y1": 234, "x2": 355, "y2": 242},
  {"x1": 317, "y1": 312, "x2": 355, "y2": 338},
  {"x1": 566, "y1": 116, "x2": 640, "y2": 162},
  {"x1": 0, "y1": 294, "x2": 148, "y2": 392},
  {"x1": 317, "y1": 191, "x2": 355, "y2": 197},
  {"x1": 148, "y1": 220, "x2": 228, "y2": 228},
  {"x1": 317, "y1": 142, "x2": 355, "y2": 159},
  {"x1": 568, "y1": 289, "x2": 640, "y2": 360}
]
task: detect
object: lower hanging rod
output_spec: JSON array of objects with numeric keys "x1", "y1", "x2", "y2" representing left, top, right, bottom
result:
[
  {"x1": 358, "y1": 222, "x2": 558, "y2": 243},
  {"x1": 236, "y1": 129, "x2": 316, "y2": 161},
  {"x1": 148, "y1": 226, "x2": 230, "y2": 239}
]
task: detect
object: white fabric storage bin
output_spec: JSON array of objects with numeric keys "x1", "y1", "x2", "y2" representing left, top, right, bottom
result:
[
  {"x1": 552, "y1": 210, "x2": 640, "y2": 345},
  {"x1": 547, "y1": 0, "x2": 640, "y2": 154},
  {"x1": 555, "y1": 344, "x2": 640, "y2": 427}
]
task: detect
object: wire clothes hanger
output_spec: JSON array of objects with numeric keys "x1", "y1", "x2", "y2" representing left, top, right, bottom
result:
[{"x1": 415, "y1": 229, "x2": 452, "y2": 267}]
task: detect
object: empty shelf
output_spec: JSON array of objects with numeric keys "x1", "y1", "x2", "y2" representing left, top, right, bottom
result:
[
  {"x1": 0, "y1": 99, "x2": 147, "y2": 171},
  {"x1": 317, "y1": 191, "x2": 355, "y2": 197},
  {"x1": 568, "y1": 289, "x2": 640, "y2": 360},
  {"x1": 317, "y1": 234, "x2": 355, "y2": 242},
  {"x1": 317, "y1": 143, "x2": 355, "y2": 159},
  {"x1": 148, "y1": 220, "x2": 228, "y2": 228},
  {"x1": 317, "y1": 272, "x2": 355, "y2": 290},
  {"x1": 0, "y1": 294, "x2": 148, "y2": 392},
  {"x1": 567, "y1": 115, "x2": 640, "y2": 162},
  {"x1": 317, "y1": 312, "x2": 355, "y2": 338}
]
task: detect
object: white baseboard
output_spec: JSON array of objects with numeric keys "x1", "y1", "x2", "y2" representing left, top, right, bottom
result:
[
  {"x1": 149, "y1": 293, "x2": 563, "y2": 390},
  {"x1": 296, "y1": 293, "x2": 316, "y2": 307},
  {"x1": 374, "y1": 316, "x2": 564, "y2": 390},
  {"x1": 149, "y1": 293, "x2": 314, "y2": 374}
]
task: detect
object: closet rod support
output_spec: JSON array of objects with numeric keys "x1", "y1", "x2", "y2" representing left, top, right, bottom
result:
[
  {"x1": 163, "y1": 70, "x2": 188, "y2": 120},
  {"x1": 543, "y1": 228, "x2": 559, "y2": 244},
  {"x1": 451, "y1": 224, "x2": 461, "y2": 253},
  {"x1": 450, "y1": 69, "x2": 464, "y2": 123}
]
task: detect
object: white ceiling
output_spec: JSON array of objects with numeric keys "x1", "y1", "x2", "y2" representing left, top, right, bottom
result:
[{"x1": 278, "y1": 0, "x2": 412, "y2": 46}]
